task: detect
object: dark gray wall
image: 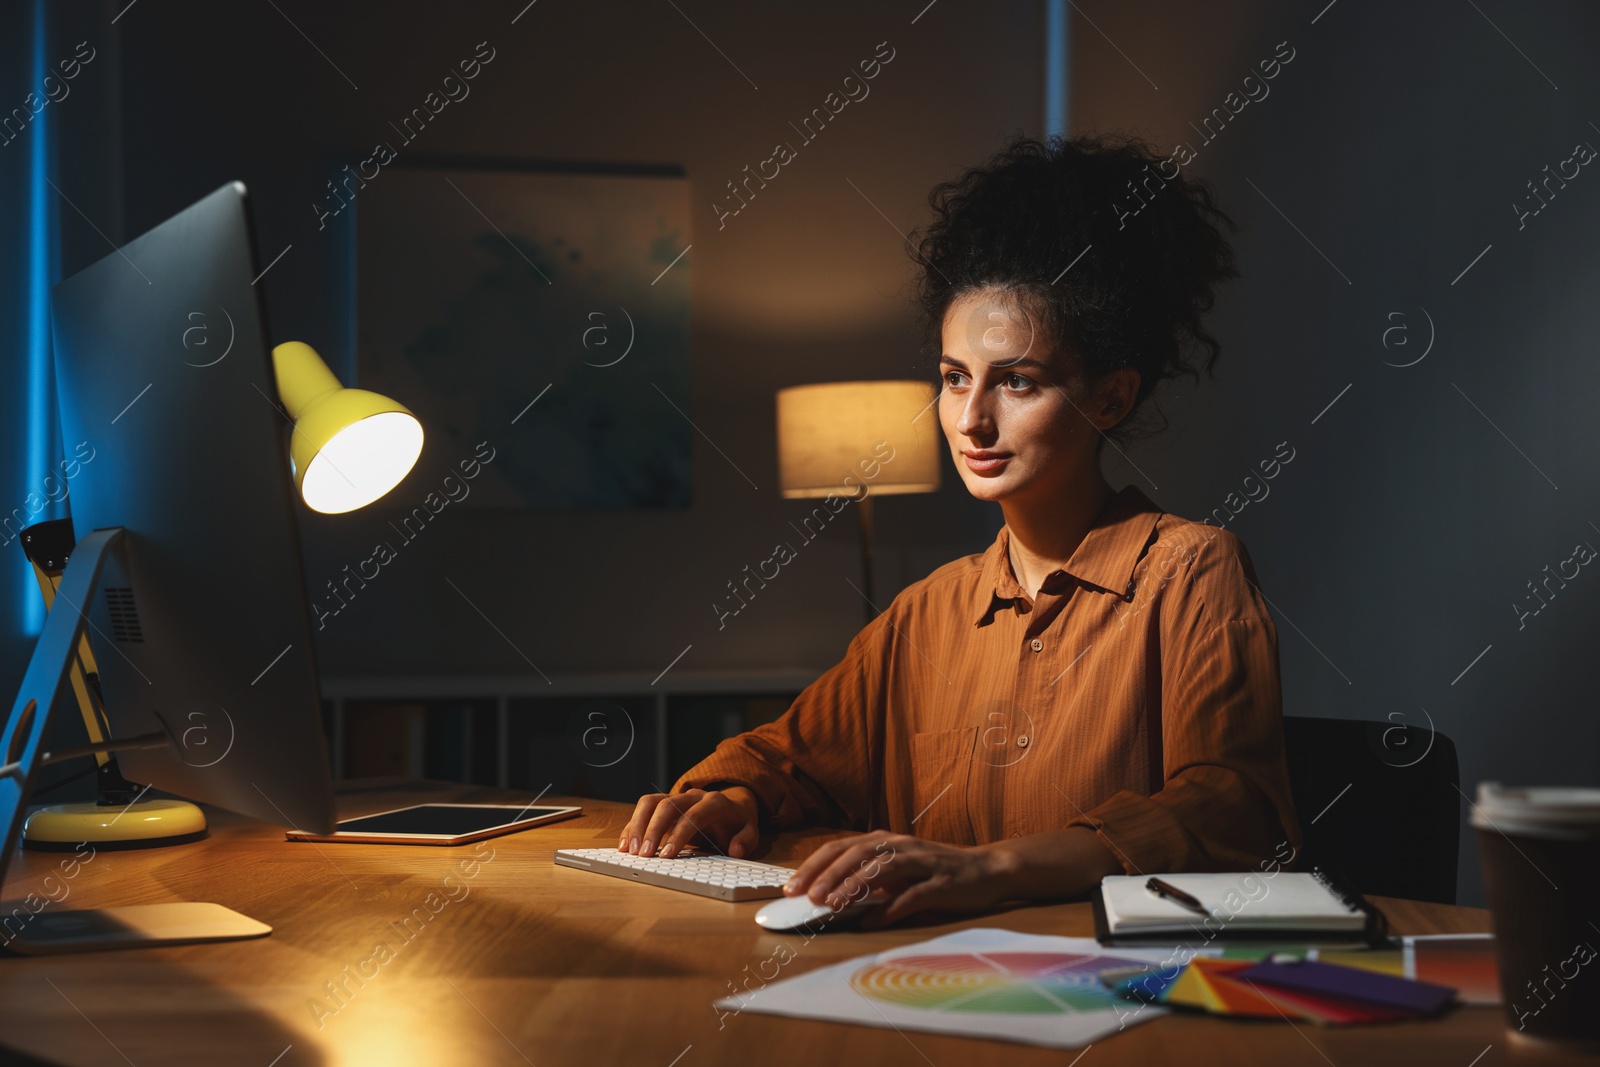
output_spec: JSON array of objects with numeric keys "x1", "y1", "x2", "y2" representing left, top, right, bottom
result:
[
  {"x1": 92, "y1": 0, "x2": 1035, "y2": 680},
  {"x1": 1071, "y1": 0, "x2": 1600, "y2": 905}
]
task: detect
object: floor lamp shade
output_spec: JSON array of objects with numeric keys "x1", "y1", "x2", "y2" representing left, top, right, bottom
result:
[{"x1": 775, "y1": 380, "x2": 941, "y2": 499}]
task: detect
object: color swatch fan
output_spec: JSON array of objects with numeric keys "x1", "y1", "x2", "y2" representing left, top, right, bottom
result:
[{"x1": 1115, "y1": 955, "x2": 1459, "y2": 1025}]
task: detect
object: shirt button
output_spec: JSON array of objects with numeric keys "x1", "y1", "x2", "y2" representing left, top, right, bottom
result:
[
  {"x1": 1017, "y1": 735, "x2": 1030, "y2": 748},
  {"x1": 1030, "y1": 638, "x2": 1044, "y2": 653}
]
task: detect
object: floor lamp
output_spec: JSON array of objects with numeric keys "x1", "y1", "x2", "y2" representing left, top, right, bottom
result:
[{"x1": 776, "y1": 381, "x2": 942, "y2": 624}]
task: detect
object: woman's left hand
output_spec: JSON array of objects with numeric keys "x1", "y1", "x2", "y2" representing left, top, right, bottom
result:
[{"x1": 782, "y1": 830, "x2": 1012, "y2": 929}]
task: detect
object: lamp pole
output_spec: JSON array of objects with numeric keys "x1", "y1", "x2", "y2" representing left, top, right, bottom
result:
[{"x1": 856, "y1": 492, "x2": 876, "y2": 626}]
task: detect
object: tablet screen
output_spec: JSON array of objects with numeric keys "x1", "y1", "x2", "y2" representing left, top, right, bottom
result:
[{"x1": 336, "y1": 804, "x2": 563, "y2": 836}]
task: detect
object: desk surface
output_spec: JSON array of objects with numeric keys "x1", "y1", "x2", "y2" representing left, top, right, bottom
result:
[{"x1": 0, "y1": 780, "x2": 1582, "y2": 1067}]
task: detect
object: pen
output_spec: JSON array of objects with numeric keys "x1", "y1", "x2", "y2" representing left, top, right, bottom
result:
[{"x1": 1145, "y1": 877, "x2": 1210, "y2": 917}]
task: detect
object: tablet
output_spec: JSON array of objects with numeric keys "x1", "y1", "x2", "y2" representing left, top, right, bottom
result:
[{"x1": 284, "y1": 803, "x2": 582, "y2": 845}]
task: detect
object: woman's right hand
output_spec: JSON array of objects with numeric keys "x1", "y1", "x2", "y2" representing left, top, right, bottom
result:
[{"x1": 619, "y1": 786, "x2": 761, "y2": 859}]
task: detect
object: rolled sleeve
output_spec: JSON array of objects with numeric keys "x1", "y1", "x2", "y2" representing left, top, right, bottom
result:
[
  {"x1": 671, "y1": 621, "x2": 882, "y2": 832},
  {"x1": 1068, "y1": 606, "x2": 1303, "y2": 873}
]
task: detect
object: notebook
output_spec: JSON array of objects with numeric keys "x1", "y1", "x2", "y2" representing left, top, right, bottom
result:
[{"x1": 1094, "y1": 871, "x2": 1381, "y2": 945}]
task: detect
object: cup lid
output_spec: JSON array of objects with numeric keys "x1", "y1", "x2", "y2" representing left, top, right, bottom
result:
[{"x1": 1472, "y1": 781, "x2": 1600, "y2": 836}]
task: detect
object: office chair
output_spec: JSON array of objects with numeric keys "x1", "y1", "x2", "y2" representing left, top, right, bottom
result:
[{"x1": 1281, "y1": 715, "x2": 1461, "y2": 904}]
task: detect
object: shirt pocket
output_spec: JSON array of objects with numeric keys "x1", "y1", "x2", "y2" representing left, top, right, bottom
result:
[{"x1": 909, "y1": 727, "x2": 977, "y2": 845}]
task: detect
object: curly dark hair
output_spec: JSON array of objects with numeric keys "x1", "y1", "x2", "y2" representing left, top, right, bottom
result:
[{"x1": 912, "y1": 131, "x2": 1240, "y2": 442}]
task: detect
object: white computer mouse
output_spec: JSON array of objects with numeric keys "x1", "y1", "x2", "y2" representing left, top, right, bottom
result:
[{"x1": 754, "y1": 893, "x2": 877, "y2": 932}]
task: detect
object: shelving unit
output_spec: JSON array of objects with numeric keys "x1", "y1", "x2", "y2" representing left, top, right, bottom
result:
[{"x1": 320, "y1": 668, "x2": 823, "y2": 799}]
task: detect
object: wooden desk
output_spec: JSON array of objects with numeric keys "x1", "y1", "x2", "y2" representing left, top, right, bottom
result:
[{"x1": 0, "y1": 781, "x2": 1585, "y2": 1066}]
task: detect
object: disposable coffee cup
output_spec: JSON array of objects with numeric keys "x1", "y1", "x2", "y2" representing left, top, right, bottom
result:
[{"x1": 1472, "y1": 782, "x2": 1600, "y2": 1048}]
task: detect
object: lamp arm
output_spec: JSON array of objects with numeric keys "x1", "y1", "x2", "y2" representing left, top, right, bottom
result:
[
  {"x1": 26, "y1": 560, "x2": 114, "y2": 757},
  {"x1": 0, "y1": 528, "x2": 127, "y2": 849},
  {"x1": 19, "y1": 515, "x2": 120, "y2": 751}
]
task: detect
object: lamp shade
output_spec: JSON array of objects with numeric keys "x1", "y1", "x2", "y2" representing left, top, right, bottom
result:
[
  {"x1": 271, "y1": 341, "x2": 424, "y2": 514},
  {"x1": 776, "y1": 380, "x2": 941, "y2": 499}
]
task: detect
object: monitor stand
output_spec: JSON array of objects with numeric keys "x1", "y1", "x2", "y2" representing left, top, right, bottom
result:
[
  {"x1": 4, "y1": 902, "x2": 271, "y2": 955},
  {"x1": 1, "y1": 528, "x2": 270, "y2": 954}
]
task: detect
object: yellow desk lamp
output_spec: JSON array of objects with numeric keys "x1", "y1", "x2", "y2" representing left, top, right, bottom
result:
[
  {"x1": 21, "y1": 342, "x2": 422, "y2": 850},
  {"x1": 272, "y1": 341, "x2": 425, "y2": 514}
]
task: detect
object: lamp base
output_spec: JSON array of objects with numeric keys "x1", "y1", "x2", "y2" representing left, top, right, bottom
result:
[{"x1": 21, "y1": 798, "x2": 208, "y2": 851}]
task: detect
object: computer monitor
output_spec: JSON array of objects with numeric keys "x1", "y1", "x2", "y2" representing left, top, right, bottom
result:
[{"x1": 0, "y1": 182, "x2": 337, "y2": 894}]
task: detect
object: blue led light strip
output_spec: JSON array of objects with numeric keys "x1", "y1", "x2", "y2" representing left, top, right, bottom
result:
[
  {"x1": 23, "y1": 0, "x2": 59, "y2": 633},
  {"x1": 1046, "y1": 0, "x2": 1069, "y2": 139}
]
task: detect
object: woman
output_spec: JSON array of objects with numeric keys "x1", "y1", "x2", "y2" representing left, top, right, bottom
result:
[{"x1": 621, "y1": 132, "x2": 1302, "y2": 927}]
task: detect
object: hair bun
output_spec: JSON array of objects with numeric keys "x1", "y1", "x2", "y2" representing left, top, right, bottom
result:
[{"x1": 913, "y1": 132, "x2": 1240, "y2": 442}]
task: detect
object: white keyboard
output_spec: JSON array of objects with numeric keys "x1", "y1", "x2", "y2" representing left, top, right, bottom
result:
[{"x1": 554, "y1": 847, "x2": 795, "y2": 901}]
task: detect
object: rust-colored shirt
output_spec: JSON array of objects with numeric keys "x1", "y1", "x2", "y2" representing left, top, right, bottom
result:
[{"x1": 673, "y1": 485, "x2": 1303, "y2": 874}]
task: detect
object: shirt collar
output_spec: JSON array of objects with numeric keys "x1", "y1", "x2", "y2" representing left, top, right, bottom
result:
[{"x1": 973, "y1": 484, "x2": 1164, "y2": 626}]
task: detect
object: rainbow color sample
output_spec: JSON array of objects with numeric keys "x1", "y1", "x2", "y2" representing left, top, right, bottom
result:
[{"x1": 851, "y1": 951, "x2": 1152, "y2": 1014}]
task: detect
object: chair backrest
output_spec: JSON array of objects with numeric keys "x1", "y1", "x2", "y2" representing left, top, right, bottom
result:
[{"x1": 1281, "y1": 715, "x2": 1460, "y2": 904}]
